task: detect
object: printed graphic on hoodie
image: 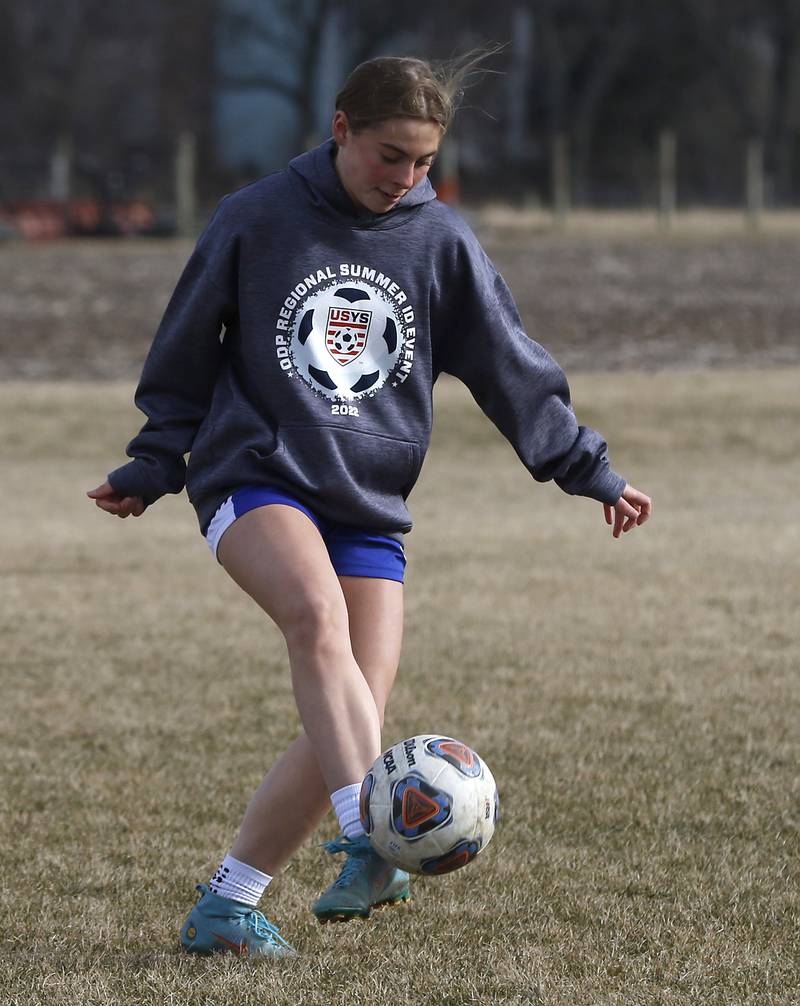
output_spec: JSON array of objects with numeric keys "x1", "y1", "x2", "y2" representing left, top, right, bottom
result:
[{"x1": 275, "y1": 263, "x2": 416, "y2": 402}]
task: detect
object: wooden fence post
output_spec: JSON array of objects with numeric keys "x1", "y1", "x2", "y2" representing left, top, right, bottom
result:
[
  {"x1": 551, "y1": 134, "x2": 570, "y2": 228},
  {"x1": 175, "y1": 131, "x2": 197, "y2": 238},
  {"x1": 746, "y1": 137, "x2": 764, "y2": 231},
  {"x1": 49, "y1": 133, "x2": 72, "y2": 202},
  {"x1": 658, "y1": 129, "x2": 676, "y2": 231}
]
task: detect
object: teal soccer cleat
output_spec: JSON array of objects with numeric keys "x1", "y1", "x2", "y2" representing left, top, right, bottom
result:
[
  {"x1": 180, "y1": 884, "x2": 297, "y2": 957},
  {"x1": 312, "y1": 834, "x2": 411, "y2": 923}
]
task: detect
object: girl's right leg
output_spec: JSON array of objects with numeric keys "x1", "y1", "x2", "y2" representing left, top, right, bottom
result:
[{"x1": 229, "y1": 574, "x2": 404, "y2": 874}]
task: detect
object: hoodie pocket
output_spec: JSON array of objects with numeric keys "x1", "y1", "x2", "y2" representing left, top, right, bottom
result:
[
  {"x1": 266, "y1": 424, "x2": 419, "y2": 502},
  {"x1": 218, "y1": 401, "x2": 279, "y2": 461}
]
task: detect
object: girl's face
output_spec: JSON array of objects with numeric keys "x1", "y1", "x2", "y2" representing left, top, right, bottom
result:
[{"x1": 332, "y1": 111, "x2": 443, "y2": 214}]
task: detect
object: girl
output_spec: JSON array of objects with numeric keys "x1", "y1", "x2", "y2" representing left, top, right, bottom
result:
[{"x1": 89, "y1": 54, "x2": 651, "y2": 957}]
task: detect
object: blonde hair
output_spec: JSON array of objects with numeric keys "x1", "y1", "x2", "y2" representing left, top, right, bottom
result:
[{"x1": 335, "y1": 48, "x2": 503, "y2": 135}]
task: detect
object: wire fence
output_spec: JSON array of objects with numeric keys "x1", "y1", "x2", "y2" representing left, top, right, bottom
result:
[{"x1": 0, "y1": 130, "x2": 790, "y2": 240}]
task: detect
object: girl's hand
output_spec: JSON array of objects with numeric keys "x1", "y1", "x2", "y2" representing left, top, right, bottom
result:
[
  {"x1": 603, "y1": 484, "x2": 652, "y2": 539},
  {"x1": 87, "y1": 481, "x2": 145, "y2": 518}
]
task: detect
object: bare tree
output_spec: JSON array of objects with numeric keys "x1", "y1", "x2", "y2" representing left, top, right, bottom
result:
[
  {"x1": 217, "y1": 0, "x2": 414, "y2": 151},
  {"x1": 3, "y1": 0, "x2": 799, "y2": 208},
  {"x1": 2, "y1": 0, "x2": 217, "y2": 200},
  {"x1": 217, "y1": 0, "x2": 333, "y2": 150},
  {"x1": 531, "y1": 0, "x2": 643, "y2": 202},
  {"x1": 770, "y1": 0, "x2": 800, "y2": 199},
  {"x1": 678, "y1": 0, "x2": 800, "y2": 200}
]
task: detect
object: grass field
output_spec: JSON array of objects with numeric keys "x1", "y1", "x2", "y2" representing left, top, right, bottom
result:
[
  {"x1": 4, "y1": 227, "x2": 800, "y2": 379},
  {"x1": 1, "y1": 369, "x2": 799, "y2": 1004}
]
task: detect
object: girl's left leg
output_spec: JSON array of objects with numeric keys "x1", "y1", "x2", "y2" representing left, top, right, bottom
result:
[
  {"x1": 229, "y1": 575, "x2": 404, "y2": 875},
  {"x1": 310, "y1": 576, "x2": 410, "y2": 920}
]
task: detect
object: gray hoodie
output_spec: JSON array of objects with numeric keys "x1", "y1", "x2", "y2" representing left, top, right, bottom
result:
[{"x1": 109, "y1": 138, "x2": 625, "y2": 534}]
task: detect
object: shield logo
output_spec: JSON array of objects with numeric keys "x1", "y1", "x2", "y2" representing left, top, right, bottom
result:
[{"x1": 325, "y1": 306, "x2": 371, "y2": 365}]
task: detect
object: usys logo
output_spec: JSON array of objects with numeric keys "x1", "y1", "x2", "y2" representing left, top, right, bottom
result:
[
  {"x1": 325, "y1": 306, "x2": 371, "y2": 365},
  {"x1": 274, "y1": 263, "x2": 417, "y2": 402}
]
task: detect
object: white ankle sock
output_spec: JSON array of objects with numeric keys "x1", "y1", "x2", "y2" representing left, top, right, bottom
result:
[
  {"x1": 209, "y1": 854, "x2": 272, "y2": 906},
  {"x1": 331, "y1": 783, "x2": 365, "y2": 839}
]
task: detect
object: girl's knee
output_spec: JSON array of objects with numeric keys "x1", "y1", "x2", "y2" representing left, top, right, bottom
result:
[{"x1": 281, "y1": 592, "x2": 349, "y2": 659}]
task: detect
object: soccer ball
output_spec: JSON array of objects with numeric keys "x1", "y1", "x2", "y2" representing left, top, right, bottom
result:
[
  {"x1": 360, "y1": 735, "x2": 499, "y2": 875},
  {"x1": 289, "y1": 282, "x2": 403, "y2": 401}
]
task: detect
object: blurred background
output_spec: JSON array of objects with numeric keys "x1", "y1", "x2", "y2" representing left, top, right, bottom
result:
[
  {"x1": 3, "y1": 0, "x2": 800, "y2": 236},
  {"x1": 3, "y1": 0, "x2": 799, "y2": 381}
]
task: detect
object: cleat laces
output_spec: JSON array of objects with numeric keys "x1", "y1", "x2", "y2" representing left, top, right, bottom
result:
[
  {"x1": 323, "y1": 836, "x2": 373, "y2": 889},
  {"x1": 241, "y1": 908, "x2": 294, "y2": 951}
]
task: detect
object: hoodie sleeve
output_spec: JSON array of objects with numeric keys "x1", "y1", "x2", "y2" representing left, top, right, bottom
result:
[
  {"x1": 435, "y1": 230, "x2": 625, "y2": 505},
  {"x1": 107, "y1": 198, "x2": 238, "y2": 506}
]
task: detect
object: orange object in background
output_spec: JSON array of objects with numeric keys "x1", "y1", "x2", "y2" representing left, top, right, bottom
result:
[
  {"x1": 68, "y1": 199, "x2": 102, "y2": 233},
  {"x1": 3, "y1": 201, "x2": 67, "y2": 239},
  {"x1": 111, "y1": 200, "x2": 155, "y2": 234},
  {"x1": 0, "y1": 198, "x2": 160, "y2": 238},
  {"x1": 435, "y1": 177, "x2": 460, "y2": 205}
]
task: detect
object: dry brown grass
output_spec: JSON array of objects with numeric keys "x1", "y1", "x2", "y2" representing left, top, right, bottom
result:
[
  {"x1": 4, "y1": 226, "x2": 800, "y2": 379},
  {"x1": 1, "y1": 370, "x2": 799, "y2": 1004},
  {"x1": 475, "y1": 206, "x2": 800, "y2": 237}
]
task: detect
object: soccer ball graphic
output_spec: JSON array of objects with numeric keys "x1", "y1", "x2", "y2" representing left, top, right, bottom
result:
[
  {"x1": 360, "y1": 735, "x2": 499, "y2": 875},
  {"x1": 289, "y1": 282, "x2": 404, "y2": 401}
]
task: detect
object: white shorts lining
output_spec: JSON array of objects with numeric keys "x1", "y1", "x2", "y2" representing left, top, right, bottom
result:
[{"x1": 205, "y1": 495, "x2": 235, "y2": 562}]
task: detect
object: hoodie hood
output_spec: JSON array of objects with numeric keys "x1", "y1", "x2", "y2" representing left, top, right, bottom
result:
[{"x1": 287, "y1": 137, "x2": 437, "y2": 229}]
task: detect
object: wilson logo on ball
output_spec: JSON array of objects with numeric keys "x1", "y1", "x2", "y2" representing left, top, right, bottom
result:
[{"x1": 426, "y1": 737, "x2": 482, "y2": 777}]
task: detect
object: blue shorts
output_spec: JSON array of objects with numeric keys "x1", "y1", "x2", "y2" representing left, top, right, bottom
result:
[{"x1": 205, "y1": 485, "x2": 406, "y2": 583}]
